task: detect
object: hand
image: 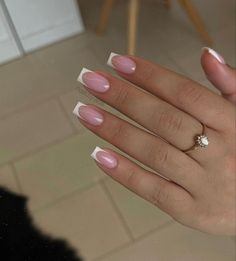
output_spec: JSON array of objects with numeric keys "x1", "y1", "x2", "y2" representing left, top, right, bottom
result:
[{"x1": 73, "y1": 48, "x2": 236, "y2": 235}]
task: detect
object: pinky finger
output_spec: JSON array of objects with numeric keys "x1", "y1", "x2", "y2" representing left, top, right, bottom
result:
[{"x1": 91, "y1": 146, "x2": 194, "y2": 222}]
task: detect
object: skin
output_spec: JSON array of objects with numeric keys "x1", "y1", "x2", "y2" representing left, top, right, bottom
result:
[{"x1": 78, "y1": 50, "x2": 236, "y2": 235}]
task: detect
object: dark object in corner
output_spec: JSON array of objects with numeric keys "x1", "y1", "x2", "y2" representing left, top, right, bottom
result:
[{"x1": 0, "y1": 187, "x2": 83, "y2": 261}]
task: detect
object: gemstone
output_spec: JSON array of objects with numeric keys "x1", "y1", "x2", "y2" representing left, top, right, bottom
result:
[{"x1": 196, "y1": 135, "x2": 209, "y2": 147}]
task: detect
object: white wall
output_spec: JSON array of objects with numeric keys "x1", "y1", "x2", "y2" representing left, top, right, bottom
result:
[
  {"x1": 0, "y1": 4, "x2": 21, "y2": 63},
  {"x1": 5, "y1": 0, "x2": 84, "y2": 52},
  {"x1": 0, "y1": 0, "x2": 84, "y2": 64}
]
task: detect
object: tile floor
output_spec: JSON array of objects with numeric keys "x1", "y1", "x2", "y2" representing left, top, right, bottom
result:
[{"x1": 0, "y1": 0, "x2": 235, "y2": 260}]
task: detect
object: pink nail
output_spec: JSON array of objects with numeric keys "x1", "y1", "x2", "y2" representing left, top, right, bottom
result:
[
  {"x1": 73, "y1": 102, "x2": 103, "y2": 126},
  {"x1": 91, "y1": 146, "x2": 118, "y2": 169},
  {"x1": 78, "y1": 68, "x2": 110, "y2": 93},
  {"x1": 202, "y1": 47, "x2": 226, "y2": 64},
  {"x1": 107, "y1": 52, "x2": 136, "y2": 74}
]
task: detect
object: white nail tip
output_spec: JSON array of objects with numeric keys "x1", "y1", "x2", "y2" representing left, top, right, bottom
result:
[
  {"x1": 202, "y1": 47, "x2": 225, "y2": 64},
  {"x1": 77, "y1": 67, "x2": 92, "y2": 85},
  {"x1": 72, "y1": 101, "x2": 86, "y2": 118},
  {"x1": 107, "y1": 52, "x2": 119, "y2": 68},
  {"x1": 90, "y1": 146, "x2": 106, "y2": 163}
]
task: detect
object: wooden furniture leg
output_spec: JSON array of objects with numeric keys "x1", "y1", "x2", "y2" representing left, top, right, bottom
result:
[
  {"x1": 178, "y1": 0, "x2": 213, "y2": 46},
  {"x1": 128, "y1": 0, "x2": 139, "y2": 55},
  {"x1": 96, "y1": 0, "x2": 114, "y2": 35}
]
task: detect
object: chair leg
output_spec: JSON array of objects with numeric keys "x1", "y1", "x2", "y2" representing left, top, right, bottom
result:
[
  {"x1": 128, "y1": 0, "x2": 139, "y2": 55},
  {"x1": 178, "y1": 0, "x2": 213, "y2": 46},
  {"x1": 96, "y1": 0, "x2": 114, "y2": 35}
]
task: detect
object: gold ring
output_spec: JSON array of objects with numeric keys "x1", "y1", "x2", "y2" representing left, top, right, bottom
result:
[{"x1": 183, "y1": 123, "x2": 209, "y2": 153}]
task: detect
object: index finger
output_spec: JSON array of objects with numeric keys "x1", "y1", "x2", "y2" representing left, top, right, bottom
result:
[{"x1": 107, "y1": 53, "x2": 234, "y2": 131}]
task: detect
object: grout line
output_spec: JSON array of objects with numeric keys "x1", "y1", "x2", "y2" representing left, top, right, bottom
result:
[
  {"x1": 91, "y1": 241, "x2": 133, "y2": 261},
  {"x1": 0, "y1": 131, "x2": 78, "y2": 169},
  {"x1": 9, "y1": 163, "x2": 24, "y2": 194},
  {"x1": 32, "y1": 180, "x2": 100, "y2": 213},
  {"x1": 56, "y1": 96, "x2": 78, "y2": 134},
  {"x1": 0, "y1": 93, "x2": 96, "y2": 169},
  {"x1": 0, "y1": 86, "x2": 78, "y2": 122},
  {"x1": 30, "y1": 177, "x2": 108, "y2": 213},
  {"x1": 99, "y1": 179, "x2": 135, "y2": 242},
  {"x1": 132, "y1": 219, "x2": 174, "y2": 243},
  {"x1": 92, "y1": 219, "x2": 175, "y2": 261},
  {"x1": 0, "y1": 78, "x2": 105, "y2": 123},
  {"x1": 0, "y1": 87, "x2": 113, "y2": 168}
]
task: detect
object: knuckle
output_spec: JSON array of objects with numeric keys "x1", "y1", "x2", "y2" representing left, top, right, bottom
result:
[
  {"x1": 125, "y1": 167, "x2": 138, "y2": 188},
  {"x1": 110, "y1": 121, "x2": 127, "y2": 143},
  {"x1": 114, "y1": 85, "x2": 130, "y2": 108},
  {"x1": 156, "y1": 146, "x2": 171, "y2": 167},
  {"x1": 177, "y1": 80, "x2": 204, "y2": 105},
  {"x1": 145, "y1": 143, "x2": 170, "y2": 169},
  {"x1": 140, "y1": 66, "x2": 156, "y2": 83},
  {"x1": 156, "y1": 110, "x2": 184, "y2": 134},
  {"x1": 150, "y1": 182, "x2": 169, "y2": 207},
  {"x1": 144, "y1": 144, "x2": 159, "y2": 167}
]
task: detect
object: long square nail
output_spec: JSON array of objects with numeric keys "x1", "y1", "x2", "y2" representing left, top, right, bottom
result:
[
  {"x1": 107, "y1": 52, "x2": 136, "y2": 74},
  {"x1": 77, "y1": 67, "x2": 110, "y2": 93}
]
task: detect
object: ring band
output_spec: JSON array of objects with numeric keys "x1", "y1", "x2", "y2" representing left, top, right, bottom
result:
[{"x1": 183, "y1": 123, "x2": 209, "y2": 153}]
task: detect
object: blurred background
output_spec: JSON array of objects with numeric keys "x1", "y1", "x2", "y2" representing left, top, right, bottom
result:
[{"x1": 0, "y1": 0, "x2": 235, "y2": 260}]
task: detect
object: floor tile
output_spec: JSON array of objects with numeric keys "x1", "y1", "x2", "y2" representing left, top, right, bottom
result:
[
  {"x1": 14, "y1": 132, "x2": 112, "y2": 210},
  {"x1": 0, "y1": 33, "x2": 104, "y2": 120},
  {"x1": 34, "y1": 38, "x2": 105, "y2": 89},
  {"x1": 0, "y1": 55, "x2": 69, "y2": 119},
  {"x1": 34, "y1": 33, "x2": 94, "y2": 57},
  {"x1": 32, "y1": 184, "x2": 130, "y2": 260},
  {"x1": 0, "y1": 165, "x2": 20, "y2": 192},
  {"x1": 104, "y1": 178, "x2": 172, "y2": 239},
  {"x1": 101, "y1": 223, "x2": 236, "y2": 261},
  {"x1": 0, "y1": 100, "x2": 74, "y2": 165}
]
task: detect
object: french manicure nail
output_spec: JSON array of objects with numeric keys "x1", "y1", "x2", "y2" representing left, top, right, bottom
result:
[
  {"x1": 202, "y1": 47, "x2": 225, "y2": 64},
  {"x1": 91, "y1": 146, "x2": 118, "y2": 169},
  {"x1": 77, "y1": 68, "x2": 110, "y2": 93},
  {"x1": 73, "y1": 102, "x2": 103, "y2": 126},
  {"x1": 107, "y1": 52, "x2": 136, "y2": 74}
]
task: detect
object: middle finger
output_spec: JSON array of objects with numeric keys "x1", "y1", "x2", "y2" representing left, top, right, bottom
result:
[{"x1": 78, "y1": 69, "x2": 202, "y2": 152}]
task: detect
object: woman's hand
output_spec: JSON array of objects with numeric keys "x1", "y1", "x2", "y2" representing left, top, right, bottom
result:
[{"x1": 73, "y1": 48, "x2": 236, "y2": 235}]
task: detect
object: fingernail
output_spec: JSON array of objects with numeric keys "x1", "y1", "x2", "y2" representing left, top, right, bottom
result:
[
  {"x1": 73, "y1": 101, "x2": 103, "y2": 126},
  {"x1": 202, "y1": 47, "x2": 225, "y2": 64},
  {"x1": 91, "y1": 146, "x2": 118, "y2": 169},
  {"x1": 107, "y1": 52, "x2": 136, "y2": 74},
  {"x1": 77, "y1": 68, "x2": 110, "y2": 93}
]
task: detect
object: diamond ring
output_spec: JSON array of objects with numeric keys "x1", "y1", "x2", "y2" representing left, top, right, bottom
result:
[{"x1": 183, "y1": 123, "x2": 209, "y2": 153}]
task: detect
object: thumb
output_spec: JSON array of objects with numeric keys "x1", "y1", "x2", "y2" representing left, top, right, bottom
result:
[{"x1": 201, "y1": 47, "x2": 236, "y2": 104}]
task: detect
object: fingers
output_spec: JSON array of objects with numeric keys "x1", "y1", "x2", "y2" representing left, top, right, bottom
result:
[
  {"x1": 78, "y1": 68, "x2": 202, "y2": 151},
  {"x1": 107, "y1": 53, "x2": 234, "y2": 131},
  {"x1": 91, "y1": 146, "x2": 194, "y2": 220},
  {"x1": 73, "y1": 102, "x2": 202, "y2": 192},
  {"x1": 201, "y1": 47, "x2": 236, "y2": 104}
]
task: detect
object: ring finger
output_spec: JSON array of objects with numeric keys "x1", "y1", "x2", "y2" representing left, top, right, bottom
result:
[{"x1": 73, "y1": 102, "x2": 203, "y2": 192}]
